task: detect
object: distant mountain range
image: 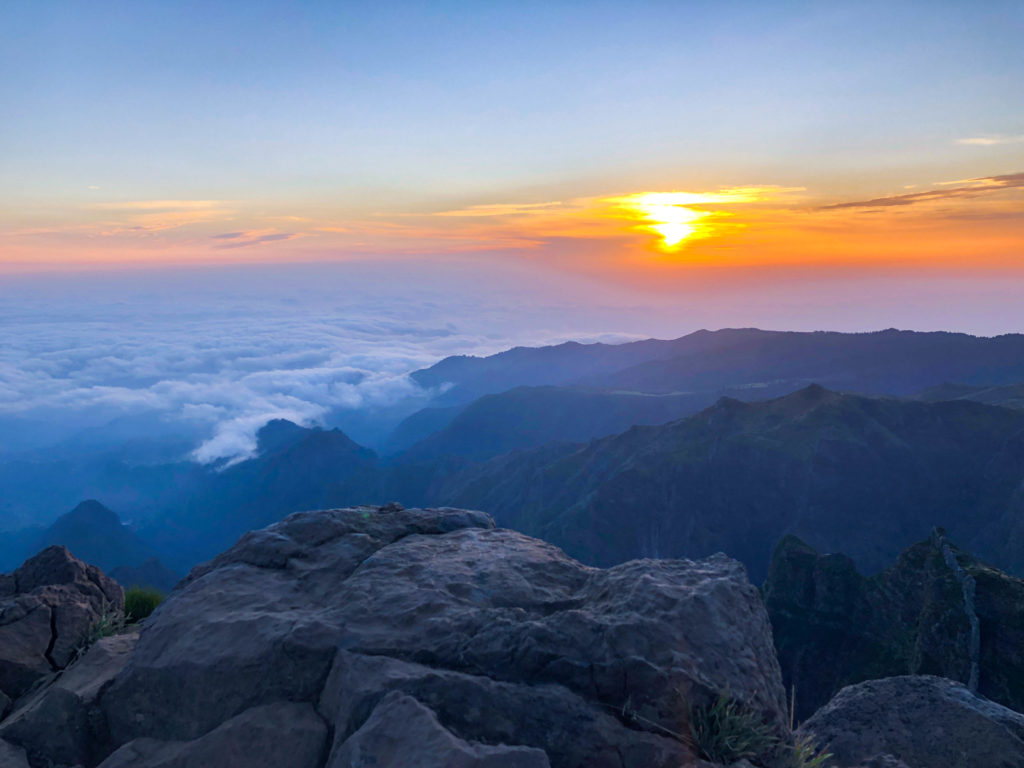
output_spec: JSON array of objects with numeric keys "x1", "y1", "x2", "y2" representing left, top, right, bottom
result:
[
  {"x1": 389, "y1": 327, "x2": 1024, "y2": 451},
  {"x1": 0, "y1": 499, "x2": 178, "y2": 590},
  {"x1": 6, "y1": 327, "x2": 1024, "y2": 584},
  {"x1": 409, "y1": 327, "x2": 1024, "y2": 402}
]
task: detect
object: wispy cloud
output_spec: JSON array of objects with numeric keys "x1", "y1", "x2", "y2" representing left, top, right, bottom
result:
[
  {"x1": 84, "y1": 199, "x2": 234, "y2": 233},
  {"x1": 820, "y1": 172, "x2": 1024, "y2": 210},
  {"x1": 957, "y1": 135, "x2": 1024, "y2": 146},
  {"x1": 432, "y1": 201, "x2": 567, "y2": 218},
  {"x1": 87, "y1": 200, "x2": 226, "y2": 211},
  {"x1": 213, "y1": 232, "x2": 301, "y2": 250}
]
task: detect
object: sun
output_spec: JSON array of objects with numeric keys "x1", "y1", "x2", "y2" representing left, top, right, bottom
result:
[{"x1": 610, "y1": 190, "x2": 760, "y2": 251}]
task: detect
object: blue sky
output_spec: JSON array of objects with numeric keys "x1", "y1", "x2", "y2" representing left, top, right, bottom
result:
[{"x1": 3, "y1": 0, "x2": 1021, "y2": 213}]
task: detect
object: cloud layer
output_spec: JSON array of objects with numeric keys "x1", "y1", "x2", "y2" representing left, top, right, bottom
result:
[{"x1": 0, "y1": 261, "x2": 653, "y2": 462}]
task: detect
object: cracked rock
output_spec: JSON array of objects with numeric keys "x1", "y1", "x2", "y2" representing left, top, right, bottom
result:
[{"x1": 0, "y1": 546, "x2": 123, "y2": 703}]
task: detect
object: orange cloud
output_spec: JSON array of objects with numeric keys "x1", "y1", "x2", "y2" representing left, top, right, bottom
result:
[{"x1": 820, "y1": 172, "x2": 1024, "y2": 210}]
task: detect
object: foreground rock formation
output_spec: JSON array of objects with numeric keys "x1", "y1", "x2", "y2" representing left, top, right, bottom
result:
[
  {"x1": 0, "y1": 546, "x2": 123, "y2": 708},
  {"x1": 764, "y1": 530, "x2": 1024, "y2": 720},
  {"x1": 799, "y1": 675, "x2": 1024, "y2": 767},
  {"x1": 0, "y1": 505, "x2": 789, "y2": 767},
  {"x1": 7, "y1": 507, "x2": 1024, "y2": 767}
]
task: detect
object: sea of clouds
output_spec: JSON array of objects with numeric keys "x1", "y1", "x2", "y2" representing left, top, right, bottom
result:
[
  {"x1": 0, "y1": 260, "x2": 656, "y2": 463},
  {"x1": 4, "y1": 259, "x2": 1020, "y2": 467}
]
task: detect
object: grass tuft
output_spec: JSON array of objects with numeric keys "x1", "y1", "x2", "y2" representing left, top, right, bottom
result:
[
  {"x1": 688, "y1": 688, "x2": 777, "y2": 764},
  {"x1": 124, "y1": 586, "x2": 164, "y2": 623},
  {"x1": 791, "y1": 732, "x2": 833, "y2": 768}
]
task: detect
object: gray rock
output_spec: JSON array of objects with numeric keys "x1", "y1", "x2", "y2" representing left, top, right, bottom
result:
[
  {"x1": 330, "y1": 690, "x2": 550, "y2": 767},
  {"x1": 0, "y1": 632, "x2": 136, "y2": 767},
  {"x1": 855, "y1": 757, "x2": 912, "y2": 768},
  {"x1": 97, "y1": 703, "x2": 326, "y2": 768},
  {"x1": 102, "y1": 506, "x2": 498, "y2": 744},
  {"x1": 799, "y1": 675, "x2": 1024, "y2": 768},
  {"x1": 97, "y1": 507, "x2": 782, "y2": 765},
  {"x1": 0, "y1": 546, "x2": 123, "y2": 701},
  {"x1": 96, "y1": 505, "x2": 785, "y2": 767},
  {"x1": 0, "y1": 739, "x2": 29, "y2": 768},
  {"x1": 319, "y1": 650, "x2": 691, "y2": 768}
]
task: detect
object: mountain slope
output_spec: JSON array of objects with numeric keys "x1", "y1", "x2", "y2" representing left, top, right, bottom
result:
[
  {"x1": 428, "y1": 386, "x2": 1024, "y2": 580},
  {"x1": 400, "y1": 386, "x2": 720, "y2": 462},
  {"x1": 915, "y1": 381, "x2": 1024, "y2": 410},
  {"x1": 585, "y1": 328, "x2": 1024, "y2": 394},
  {"x1": 143, "y1": 420, "x2": 379, "y2": 569}
]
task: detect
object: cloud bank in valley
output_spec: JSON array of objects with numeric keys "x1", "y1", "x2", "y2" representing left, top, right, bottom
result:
[{"x1": 0, "y1": 261, "x2": 653, "y2": 463}]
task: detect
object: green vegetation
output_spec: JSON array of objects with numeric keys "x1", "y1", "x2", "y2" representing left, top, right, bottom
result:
[
  {"x1": 77, "y1": 608, "x2": 126, "y2": 657},
  {"x1": 688, "y1": 689, "x2": 777, "y2": 764},
  {"x1": 124, "y1": 585, "x2": 164, "y2": 623},
  {"x1": 791, "y1": 732, "x2": 833, "y2": 768}
]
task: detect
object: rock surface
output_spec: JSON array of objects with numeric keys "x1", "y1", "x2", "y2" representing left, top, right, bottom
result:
[
  {"x1": 798, "y1": 675, "x2": 1024, "y2": 768},
  {"x1": 97, "y1": 702, "x2": 327, "y2": 768},
  {"x1": 93, "y1": 505, "x2": 787, "y2": 768},
  {"x1": 329, "y1": 689, "x2": 550, "y2": 767},
  {"x1": 0, "y1": 546, "x2": 124, "y2": 703},
  {"x1": 0, "y1": 739, "x2": 30, "y2": 768},
  {"x1": 0, "y1": 632, "x2": 136, "y2": 767},
  {"x1": 764, "y1": 531, "x2": 1024, "y2": 720}
]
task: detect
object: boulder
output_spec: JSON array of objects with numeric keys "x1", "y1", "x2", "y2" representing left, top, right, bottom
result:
[
  {"x1": 97, "y1": 702, "x2": 327, "y2": 768},
  {"x1": 97, "y1": 505, "x2": 787, "y2": 767},
  {"x1": 0, "y1": 546, "x2": 123, "y2": 702},
  {"x1": 329, "y1": 690, "x2": 549, "y2": 767},
  {"x1": 798, "y1": 675, "x2": 1024, "y2": 768},
  {"x1": 0, "y1": 632, "x2": 136, "y2": 767}
]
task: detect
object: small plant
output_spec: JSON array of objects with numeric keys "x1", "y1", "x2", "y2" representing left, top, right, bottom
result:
[
  {"x1": 688, "y1": 689, "x2": 777, "y2": 764},
  {"x1": 76, "y1": 608, "x2": 126, "y2": 658},
  {"x1": 124, "y1": 586, "x2": 164, "y2": 623},
  {"x1": 791, "y1": 732, "x2": 833, "y2": 768}
]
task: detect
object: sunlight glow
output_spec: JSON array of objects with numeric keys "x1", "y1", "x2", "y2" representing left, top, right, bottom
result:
[{"x1": 610, "y1": 190, "x2": 761, "y2": 250}]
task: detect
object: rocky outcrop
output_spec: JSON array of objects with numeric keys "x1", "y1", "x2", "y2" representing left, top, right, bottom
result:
[
  {"x1": 0, "y1": 632, "x2": 136, "y2": 767},
  {"x1": 798, "y1": 675, "x2": 1024, "y2": 768},
  {"x1": 763, "y1": 531, "x2": 1024, "y2": 721},
  {"x1": 0, "y1": 546, "x2": 123, "y2": 703},
  {"x1": 86, "y1": 505, "x2": 787, "y2": 768}
]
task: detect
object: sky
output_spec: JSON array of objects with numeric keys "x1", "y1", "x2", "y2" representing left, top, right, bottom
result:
[
  {"x1": 0, "y1": 1, "x2": 1023, "y2": 467},
  {"x1": 1, "y1": 0, "x2": 1021, "y2": 281}
]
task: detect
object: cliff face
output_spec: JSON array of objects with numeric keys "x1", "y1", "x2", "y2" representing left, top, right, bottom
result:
[
  {"x1": 0, "y1": 505, "x2": 789, "y2": 768},
  {"x1": 764, "y1": 530, "x2": 1024, "y2": 721}
]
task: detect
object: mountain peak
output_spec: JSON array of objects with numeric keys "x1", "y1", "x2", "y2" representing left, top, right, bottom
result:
[
  {"x1": 255, "y1": 419, "x2": 311, "y2": 454},
  {"x1": 797, "y1": 382, "x2": 832, "y2": 399},
  {"x1": 64, "y1": 499, "x2": 121, "y2": 527}
]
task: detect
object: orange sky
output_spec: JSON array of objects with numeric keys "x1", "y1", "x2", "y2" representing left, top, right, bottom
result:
[{"x1": 4, "y1": 171, "x2": 1021, "y2": 287}]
